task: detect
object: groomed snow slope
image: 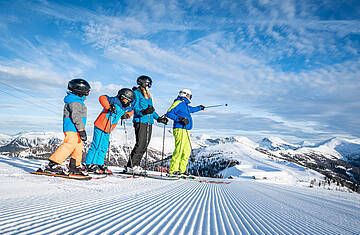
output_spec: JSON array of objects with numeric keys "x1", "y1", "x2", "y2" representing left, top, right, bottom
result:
[{"x1": 0, "y1": 155, "x2": 360, "y2": 235}]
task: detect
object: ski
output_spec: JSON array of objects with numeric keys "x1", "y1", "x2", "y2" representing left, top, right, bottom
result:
[
  {"x1": 197, "y1": 179, "x2": 231, "y2": 184},
  {"x1": 111, "y1": 171, "x2": 143, "y2": 178},
  {"x1": 169, "y1": 175, "x2": 231, "y2": 184},
  {"x1": 165, "y1": 174, "x2": 196, "y2": 180},
  {"x1": 87, "y1": 173, "x2": 108, "y2": 179},
  {"x1": 29, "y1": 171, "x2": 92, "y2": 181},
  {"x1": 145, "y1": 174, "x2": 180, "y2": 181},
  {"x1": 112, "y1": 172, "x2": 179, "y2": 180}
]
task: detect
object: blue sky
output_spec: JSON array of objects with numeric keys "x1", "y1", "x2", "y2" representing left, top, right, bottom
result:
[{"x1": 0, "y1": 0, "x2": 359, "y2": 142}]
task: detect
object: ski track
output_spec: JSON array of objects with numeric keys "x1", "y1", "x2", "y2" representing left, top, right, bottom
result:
[{"x1": 1, "y1": 157, "x2": 360, "y2": 234}]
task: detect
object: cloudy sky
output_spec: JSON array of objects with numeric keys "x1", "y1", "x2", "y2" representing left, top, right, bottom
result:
[{"x1": 0, "y1": 0, "x2": 359, "y2": 142}]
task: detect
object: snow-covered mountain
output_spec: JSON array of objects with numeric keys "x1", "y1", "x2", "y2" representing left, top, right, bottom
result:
[
  {"x1": 300, "y1": 137, "x2": 360, "y2": 162},
  {"x1": 0, "y1": 132, "x2": 63, "y2": 152},
  {"x1": 258, "y1": 137, "x2": 300, "y2": 151},
  {"x1": 257, "y1": 136, "x2": 360, "y2": 191},
  {"x1": 258, "y1": 136, "x2": 360, "y2": 161}
]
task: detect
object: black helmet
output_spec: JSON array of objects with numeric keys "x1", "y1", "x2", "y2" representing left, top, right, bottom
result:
[
  {"x1": 68, "y1": 79, "x2": 91, "y2": 96},
  {"x1": 137, "y1": 75, "x2": 152, "y2": 88},
  {"x1": 117, "y1": 88, "x2": 135, "y2": 107}
]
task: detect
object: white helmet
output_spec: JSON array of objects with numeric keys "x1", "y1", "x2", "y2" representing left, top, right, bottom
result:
[{"x1": 179, "y1": 89, "x2": 192, "y2": 100}]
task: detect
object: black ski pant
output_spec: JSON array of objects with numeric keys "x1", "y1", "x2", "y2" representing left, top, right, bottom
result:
[{"x1": 127, "y1": 123, "x2": 152, "y2": 167}]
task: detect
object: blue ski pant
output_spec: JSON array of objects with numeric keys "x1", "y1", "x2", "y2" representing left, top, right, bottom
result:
[{"x1": 85, "y1": 126, "x2": 110, "y2": 165}]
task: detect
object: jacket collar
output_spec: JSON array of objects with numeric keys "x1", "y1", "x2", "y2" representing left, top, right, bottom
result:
[{"x1": 176, "y1": 96, "x2": 191, "y2": 104}]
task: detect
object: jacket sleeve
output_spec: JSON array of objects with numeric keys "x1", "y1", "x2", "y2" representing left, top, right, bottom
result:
[
  {"x1": 189, "y1": 105, "x2": 202, "y2": 113},
  {"x1": 153, "y1": 110, "x2": 159, "y2": 120},
  {"x1": 68, "y1": 102, "x2": 85, "y2": 131},
  {"x1": 99, "y1": 95, "x2": 111, "y2": 110}
]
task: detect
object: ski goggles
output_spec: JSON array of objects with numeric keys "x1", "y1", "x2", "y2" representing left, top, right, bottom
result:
[{"x1": 121, "y1": 97, "x2": 130, "y2": 104}]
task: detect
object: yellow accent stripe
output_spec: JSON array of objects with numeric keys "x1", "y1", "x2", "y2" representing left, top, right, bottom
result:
[{"x1": 167, "y1": 100, "x2": 183, "y2": 112}]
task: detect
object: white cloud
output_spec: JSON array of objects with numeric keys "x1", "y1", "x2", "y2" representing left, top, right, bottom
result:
[
  {"x1": 0, "y1": 64, "x2": 63, "y2": 85},
  {"x1": 89, "y1": 81, "x2": 123, "y2": 95}
]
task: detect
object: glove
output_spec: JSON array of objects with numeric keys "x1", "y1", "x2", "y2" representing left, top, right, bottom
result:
[
  {"x1": 200, "y1": 105, "x2": 205, "y2": 110},
  {"x1": 121, "y1": 113, "x2": 130, "y2": 120},
  {"x1": 179, "y1": 116, "x2": 189, "y2": 126},
  {"x1": 79, "y1": 130, "x2": 87, "y2": 142},
  {"x1": 109, "y1": 104, "x2": 116, "y2": 113},
  {"x1": 141, "y1": 105, "x2": 155, "y2": 115},
  {"x1": 157, "y1": 116, "x2": 168, "y2": 125}
]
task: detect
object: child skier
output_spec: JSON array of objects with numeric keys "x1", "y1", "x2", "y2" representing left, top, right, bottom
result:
[
  {"x1": 125, "y1": 75, "x2": 168, "y2": 175},
  {"x1": 85, "y1": 88, "x2": 135, "y2": 174},
  {"x1": 166, "y1": 89, "x2": 205, "y2": 176},
  {"x1": 39, "y1": 78, "x2": 91, "y2": 175}
]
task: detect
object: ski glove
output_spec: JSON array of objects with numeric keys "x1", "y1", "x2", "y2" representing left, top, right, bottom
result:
[
  {"x1": 200, "y1": 105, "x2": 205, "y2": 110},
  {"x1": 121, "y1": 113, "x2": 130, "y2": 120},
  {"x1": 157, "y1": 116, "x2": 168, "y2": 125},
  {"x1": 79, "y1": 130, "x2": 87, "y2": 142},
  {"x1": 141, "y1": 105, "x2": 155, "y2": 115},
  {"x1": 179, "y1": 117, "x2": 189, "y2": 126},
  {"x1": 108, "y1": 104, "x2": 116, "y2": 113}
]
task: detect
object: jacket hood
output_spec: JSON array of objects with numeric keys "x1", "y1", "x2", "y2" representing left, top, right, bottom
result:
[{"x1": 64, "y1": 91, "x2": 86, "y2": 104}]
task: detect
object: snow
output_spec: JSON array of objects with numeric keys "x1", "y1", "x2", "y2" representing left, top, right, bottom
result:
[
  {"x1": 1, "y1": 155, "x2": 359, "y2": 234},
  {"x1": 0, "y1": 133, "x2": 12, "y2": 146}
]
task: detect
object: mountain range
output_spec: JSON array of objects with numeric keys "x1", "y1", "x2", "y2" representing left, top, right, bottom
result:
[{"x1": 1, "y1": 126, "x2": 359, "y2": 192}]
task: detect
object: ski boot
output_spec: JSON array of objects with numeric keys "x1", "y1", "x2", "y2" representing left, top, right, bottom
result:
[
  {"x1": 69, "y1": 166, "x2": 89, "y2": 176},
  {"x1": 68, "y1": 159, "x2": 88, "y2": 176},
  {"x1": 98, "y1": 165, "x2": 113, "y2": 175},
  {"x1": 167, "y1": 171, "x2": 181, "y2": 178},
  {"x1": 87, "y1": 164, "x2": 104, "y2": 174},
  {"x1": 180, "y1": 173, "x2": 195, "y2": 179},
  {"x1": 39, "y1": 160, "x2": 68, "y2": 175},
  {"x1": 123, "y1": 166, "x2": 129, "y2": 173},
  {"x1": 127, "y1": 166, "x2": 146, "y2": 175}
]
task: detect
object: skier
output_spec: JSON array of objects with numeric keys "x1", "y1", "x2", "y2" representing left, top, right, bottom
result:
[
  {"x1": 85, "y1": 88, "x2": 135, "y2": 174},
  {"x1": 39, "y1": 78, "x2": 91, "y2": 175},
  {"x1": 166, "y1": 89, "x2": 205, "y2": 176},
  {"x1": 125, "y1": 75, "x2": 168, "y2": 174}
]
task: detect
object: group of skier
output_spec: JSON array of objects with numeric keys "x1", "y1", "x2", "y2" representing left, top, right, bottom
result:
[{"x1": 39, "y1": 75, "x2": 205, "y2": 177}]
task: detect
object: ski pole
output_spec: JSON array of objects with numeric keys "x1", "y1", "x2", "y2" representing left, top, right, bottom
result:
[
  {"x1": 161, "y1": 117, "x2": 166, "y2": 177},
  {"x1": 106, "y1": 112, "x2": 112, "y2": 164},
  {"x1": 123, "y1": 119, "x2": 134, "y2": 177},
  {"x1": 185, "y1": 129, "x2": 200, "y2": 178},
  {"x1": 204, "y1": 104, "x2": 228, "y2": 109}
]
